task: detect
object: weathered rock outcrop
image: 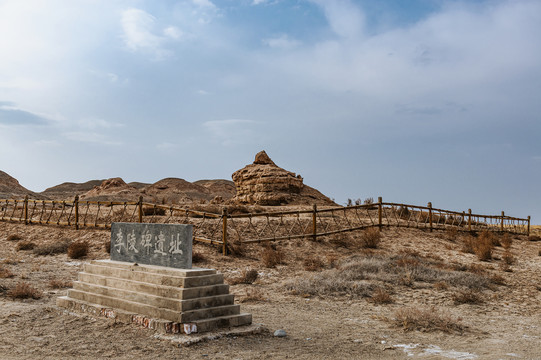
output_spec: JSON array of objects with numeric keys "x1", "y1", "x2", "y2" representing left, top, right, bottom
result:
[
  {"x1": 231, "y1": 151, "x2": 335, "y2": 206},
  {"x1": 80, "y1": 178, "x2": 142, "y2": 201}
]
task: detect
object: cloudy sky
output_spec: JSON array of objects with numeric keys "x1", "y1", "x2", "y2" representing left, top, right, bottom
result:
[{"x1": 0, "y1": 0, "x2": 539, "y2": 221}]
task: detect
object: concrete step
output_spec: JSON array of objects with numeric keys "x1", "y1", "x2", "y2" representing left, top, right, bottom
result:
[
  {"x1": 90, "y1": 260, "x2": 216, "y2": 277},
  {"x1": 57, "y1": 296, "x2": 253, "y2": 334},
  {"x1": 67, "y1": 289, "x2": 240, "y2": 323},
  {"x1": 67, "y1": 289, "x2": 182, "y2": 323},
  {"x1": 73, "y1": 280, "x2": 235, "y2": 311},
  {"x1": 78, "y1": 272, "x2": 230, "y2": 300},
  {"x1": 83, "y1": 263, "x2": 224, "y2": 288}
]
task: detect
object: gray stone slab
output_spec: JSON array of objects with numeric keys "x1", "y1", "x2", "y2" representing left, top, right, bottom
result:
[{"x1": 110, "y1": 222, "x2": 192, "y2": 269}]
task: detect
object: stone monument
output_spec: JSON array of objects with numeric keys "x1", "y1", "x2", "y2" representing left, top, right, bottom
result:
[{"x1": 57, "y1": 222, "x2": 252, "y2": 334}]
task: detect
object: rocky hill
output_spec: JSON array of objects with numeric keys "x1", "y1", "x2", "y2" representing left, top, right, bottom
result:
[
  {"x1": 0, "y1": 170, "x2": 45, "y2": 199},
  {"x1": 231, "y1": 151, "x2": 335, "y2": 206}
]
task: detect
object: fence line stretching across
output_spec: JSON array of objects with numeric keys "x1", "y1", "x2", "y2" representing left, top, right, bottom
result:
[{"x1": 0, "y1": 196, "x2": 531, "y2": 254}]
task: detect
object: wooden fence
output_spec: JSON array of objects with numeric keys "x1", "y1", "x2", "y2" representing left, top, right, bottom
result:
[{"x1": 0, "y1": 196, "x2": 531, "y2": 254}]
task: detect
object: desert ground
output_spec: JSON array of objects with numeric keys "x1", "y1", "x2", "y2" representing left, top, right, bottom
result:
[{"x1": 1, "y1": 221, "x2": 541, "y2": 360}]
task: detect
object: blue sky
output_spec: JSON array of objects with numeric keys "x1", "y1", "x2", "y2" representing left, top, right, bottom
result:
[{"x1": 0, "y1": 0, "x2": 539, "y2": 222}]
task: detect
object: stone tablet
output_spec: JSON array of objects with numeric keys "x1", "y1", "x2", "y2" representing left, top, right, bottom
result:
[{"x1": 110, "y1": 223, "x2": 192, "y2": 269}]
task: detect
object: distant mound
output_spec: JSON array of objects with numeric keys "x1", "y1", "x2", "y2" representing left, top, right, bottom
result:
[
  {"x1": 143, "y1": 178, "x2": 213, "y2": 204},
  {"x1": 231, "y1": 151, "x2": 335, "y2": 206},
  {"x1": 41, "y1": 180, "x2": 105, "y2": 199},
  {"x1": 0, "y1": 170, "x2": 45, "y2": 199},
  {"x1": 80, "y1": 178, "x2": 142, "y2": 202},
  {"x1": 193, "y1": 179, "x2": 236, "y2": 201}
]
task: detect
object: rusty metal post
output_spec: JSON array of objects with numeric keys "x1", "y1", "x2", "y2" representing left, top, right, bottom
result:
[
  {"x1": 24, "y1": 195, "x2": 28, "y2": 225},
  {"x1": 527, "y1": 216, "x2": 531, "y2": 236},
  {"x1": 138, "y1": 196, "x2": 143, "y2": 223},
  {"x1": 222, "y1": 207, "x2": 228, "y2": 255},
  {"x1": 312, "y1": 204, "x2": 317, "y2": 241},
  {"x1": 378, "y1": 197, "x2": 383, "y2": 230},
  {"x1": 468, "y1": 209, "x2": 472, "y2": 232},
  {"x1": 74, "y1": 195, "x2": 79, "y2": 230},
  {"x1": 501, "y1": 211, "x2": 505, "y2": 232},
  {"x1": 428, "y1": 202, "x2": 433, "y2": 232}
]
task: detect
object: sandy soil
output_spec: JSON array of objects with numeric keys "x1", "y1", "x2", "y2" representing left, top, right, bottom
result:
[{"x1": 1, "y1": 222, "x2": 541, "y2": 359}]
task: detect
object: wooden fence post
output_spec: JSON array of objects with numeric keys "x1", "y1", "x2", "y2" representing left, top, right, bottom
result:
[
  {"x1": 527, "y1": 216, "x2": 531, "y2": 236},
  {"x1": 378, "y1": 197, "x2": 382, "y2": 230},
  {"x1": 468, "y1": 209, "x2": 472, "y2": 232},
  {"x1": 428, "y1": 202, "x2": 433, "y2": 232},
  {"x1": 24, "y1": 195, "x2": 28, "y2": 225},
  {"x1": 138, "y1": 196, "x2": 143, "y2": 223},
  {"x1": 501, "y1": 211, "x2": 505, "y2": 232},
  {"x1": 222, "y1": 207, "x2": 228, "y2": 255},
  {"x1": 74, "y1": 195, "x2": 79, "y2": 230},
  {"x1": 312, "y1": 204, "x2": 317, "y2": 241}
]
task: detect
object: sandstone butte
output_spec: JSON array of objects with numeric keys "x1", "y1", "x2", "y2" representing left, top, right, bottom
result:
[{"x1": 231, "y1": 150, "x2": 335, "y2": 206}]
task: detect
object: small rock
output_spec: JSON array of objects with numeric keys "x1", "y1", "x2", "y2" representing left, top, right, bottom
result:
[{"x1": 273, "y1": 329, "x2": 287, "y2": 337}]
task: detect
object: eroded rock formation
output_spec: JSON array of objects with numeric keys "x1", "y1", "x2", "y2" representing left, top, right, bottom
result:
[{"x1": 231, "y1": 151, "x2": 335, "y2": 206}]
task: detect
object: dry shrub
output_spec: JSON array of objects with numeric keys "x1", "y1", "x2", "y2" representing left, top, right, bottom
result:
[
  {"x1": 468, "y1": 263, "x2": 486, "y2": 275},
  {"x1": 452, "y1": 289, "x2": 484, "y2": 304},
  {"x1": 16, "y1": 241, "x2": 35, "y2": 251},
  {"x1": 33, "y1": 239, "x2": 71, "y2": 256},
  {"x1": 360, "y1": 228, "x2": 381, "y2": 249},
  {"x1": 142, "y1": 206, "x2": 166, "y2": 216},
  {"x1": 528, "y1": 235, "x2": 541, "y2": 242},
  {"x1": 230, "y1": 269, "x2": 259, "y2": 285},
  {"x1": 391, "y1": 306, "x2": 466, "y2": 333},
  {"x1": 500, "y1": 234, "x2": 513, "y2": 250},
  {"x1": 326, "y1": 254, "x2": 339, "y2": 268},
  {"x1": 192, "y1": 250, "x2": 206, "y2": 264},
  {"x1": 480, "y1": 231, "x2": 499, "y2": 247},
  {"x1": 261, "y1": 245, "x2": 284, "y2": 268},
  {"x1": 499, "y1": 262, "x2": 512, "y2": 272},
  {"x1": 328, "y1": 234, "x2": 359, "y2": 249},
  {"x1": 104, "y1": 239, "x2": 111, "y2": 254},
  {"x1": 502, "y1": 250, "x2": 515, "y2": 265},
  {"x1": 446, "y1": 228, "x2": 459, "y2": 242},
  {"x1": 538, "y1": 249, "x2": 541, "y2": 257},
  {"x1": 475, "y1": 232, "x2": 494, "y2": 261},
  {"x1": 7, "y1": 234, "x2": 22, "y2": 241},
  {"x1": 68, "y1": 241, "x2": 89, "y2": 259},
  {"x1": 370, "y1": 287, "x2": 393, "y2": 304},
  {"x1": 491, "y1": 274, "x2": 505, "y2": 285},
  {"x1": 238, "y1": 288, "x2": 266, "y2": 303},
  {"x1": 49, "y1": 278, "x2": 73, "y2": 289},
  {"x1": 0, "y1": 265, "x2": 14, "y2": 278},
  {"x1": 8, "y1": 282, "x2": 42, "y2": 300},
  {"x1": 227, "y1": 240, "x2": 245, "y2": 257},
  {"x1": 303, "y1": 257, "x2": 325, "y2": 271},
  {"x1": 434, "y1": 281, "x2": 449, "y2": 290},
  {"x1": 461, "y1": 236, "x2": 476, "y2": 254}
]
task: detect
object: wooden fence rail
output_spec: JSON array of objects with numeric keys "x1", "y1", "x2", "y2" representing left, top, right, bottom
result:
[{"x1": 0, "y1": 196, "x2": 531, "y2": 255}]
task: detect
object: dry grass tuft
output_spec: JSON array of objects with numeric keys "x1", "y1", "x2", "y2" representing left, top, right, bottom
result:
[
  {"x1": 230, "y1": 269, "x2": 259, "y2": 285},
  {"x1": 445, "y1": 228, "x2": 459, "y2": 242},
  {"x1": 67, "y1": 241, "x2": 89, "y2": 259},
  {"x1": 391, "y1": 306, "x2": 466, "y2": 333},
  {"x1": 360, "y1": 228, "x2": 381, "y2": 248},
  {"x1": 303, "y1": 257, "x2": 325, "y2": 271},
  {"x1": 461, "y1": 236, "x2": 476, "y2": 254},
  {"x1": 49, "y1": 278, "x2": 73, "y2": 289},
  {"x1": 16, "y1": 241, "x2": 36, "y2": 251},
  {"x1": 261, "y1": 245, "x2": 284, "y2": 268},
  {"x1": 33, "y1": 239, "x2": 71, "y2": 256},
  {"x1": 8, "y1": 282, "x2": 42, "y2": 300},
  {"x1": 7, "y1": 234, "x2": 22, "y2": 241},
  {"x1": 502, "y1": 250, "x2": 515, "y2": 265},
  {"x1": 227, "y1": 240, "x2": 245, "y2": 257},
  {"x1": 434, "y1": 281, "x2": 449, "y2": 290},
  {"x1": 528, "y1": 235, "x2": 541, "y2": 242},
  {"x1": 192, "y1": 250, "x2": 206, "y2": 263},
  {"x1": 452, "y1": 289, "x2": 484, "y2": 304},
  {"x1": 0, "y1": 265, "x2": 14, "y2": 278},
  {"x1": 500, "y1": 234, "x2": 513, "y2": 250},
  {"x1": 490, "y1": 274, "x2": 505, "y2": 285},
  {"x1": 142, "y1": 206, "x2": 166, "y2": 216},
  {"x1": 370, "y1": 287, "x2": 393, "y2": 304},
  {"x1": 475, "y1": 232, "x2": 494, "y2": 261},
  {"x1": 238, "y1": 288, "x2": 266, "y2": 303}
]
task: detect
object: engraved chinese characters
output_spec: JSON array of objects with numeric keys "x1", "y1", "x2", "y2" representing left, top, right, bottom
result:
[{"x1": 110, "y1": 223, "x2": 192, "y2": 269}]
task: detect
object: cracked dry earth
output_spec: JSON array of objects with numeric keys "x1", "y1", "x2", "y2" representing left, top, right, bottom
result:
[{"x1": 1, "y1": 221, "x2": 541, "y2": 359}]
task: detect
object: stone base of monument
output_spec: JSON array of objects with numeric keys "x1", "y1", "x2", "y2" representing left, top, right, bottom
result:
[{"x1": 57, "y1": 259, "x2": 252, "y2": 334}]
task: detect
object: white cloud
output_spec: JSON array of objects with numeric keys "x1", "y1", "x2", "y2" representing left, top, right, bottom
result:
[
  {"x1": 163, "y1": 26, "x2": 183, "y2": 40},
  {"x1": 252, "y1": 0, "x2": 267, "y2": 5},
  {"x1": 263, "y1": 35, "x2": 300, "y2": 50},
  {"x1": 62, "y1": 131, "x2": 122, "y2": 146},
  {"x1": 196, "y1": 89, "x2": 211, "y2": 95},
  {"x1": 192, "y1": 0, "x2": 216, "y2": 9}
]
